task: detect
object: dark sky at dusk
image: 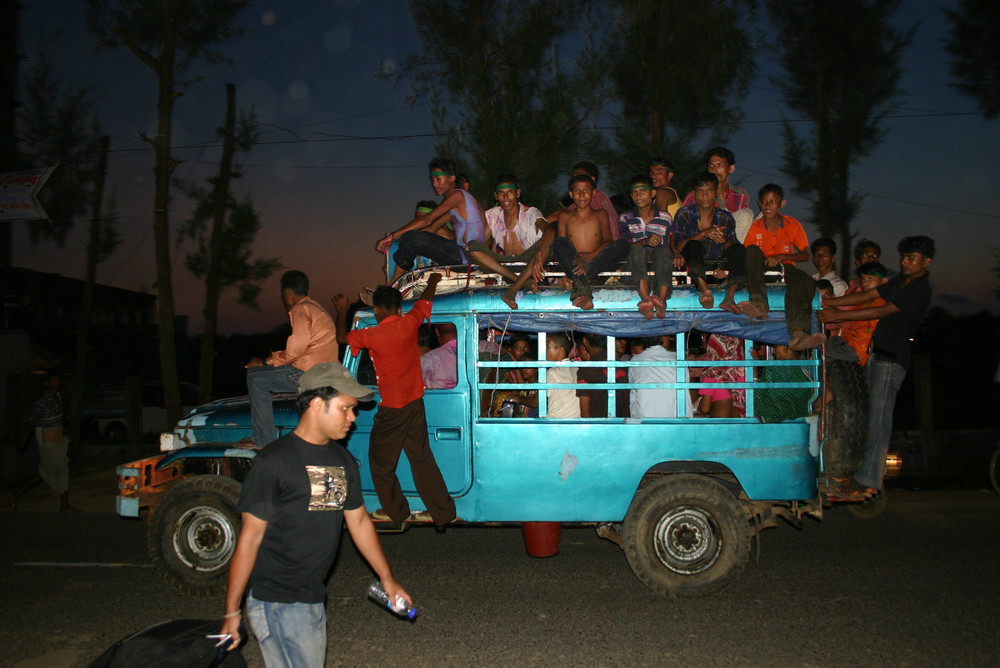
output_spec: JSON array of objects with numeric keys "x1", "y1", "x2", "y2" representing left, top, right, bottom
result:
[{"x1": 12, "y1": 0, "x2": 999, "y2": 335}]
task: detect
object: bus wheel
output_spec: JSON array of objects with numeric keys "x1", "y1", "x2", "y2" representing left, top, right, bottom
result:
[{"x1": 623, "y1": 474, "x2": 751, "y2": 598}]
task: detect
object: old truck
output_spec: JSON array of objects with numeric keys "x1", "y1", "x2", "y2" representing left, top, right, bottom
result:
[{"x1": 117, "y1": 271, "x2": 874, "y2": 598}]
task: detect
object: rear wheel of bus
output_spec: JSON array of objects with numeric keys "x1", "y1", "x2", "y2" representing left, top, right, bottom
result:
[{"x1": 623, "y1": 474, "x2": 751, "y2": 598}]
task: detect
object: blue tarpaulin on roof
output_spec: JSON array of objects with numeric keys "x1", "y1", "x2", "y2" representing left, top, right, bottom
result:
[{"x1": 476, "y1": 310, "x2": 806, "y2": 345}]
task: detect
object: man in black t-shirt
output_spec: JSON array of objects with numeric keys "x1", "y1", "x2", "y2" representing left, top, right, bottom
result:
[
  {"x1": 819, "y1": 235, "x2": 935, "y2": 495},
  {"x1": 221, "y1": 361, "x2": 412, "y2": 667}
]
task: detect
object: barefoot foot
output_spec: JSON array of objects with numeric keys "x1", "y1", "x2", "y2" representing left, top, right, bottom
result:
[
  {"x1": 698, "y1": 290, "x2": 714, "y2": 309},
  {"x1": 502, "y1": 289, "x2": 519, "y2": 310},
  {"x1": 638, "y1": 298, "x2": 655, "y2": 320},
  {"x1": 719, "y1": 297, "x2": 740, "y2": 314},
  {"x1": 788, "y1": 330, "x2": 826, "y2": 351},
  {"x1": 736, "y1": 299, "x2": 769, "y2": 320}
]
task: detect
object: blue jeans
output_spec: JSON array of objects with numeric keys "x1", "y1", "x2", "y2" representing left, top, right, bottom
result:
[
  {"x1": 247, "y1": 364, "x2": 303, "y2": 447},
  {"x1": 855, "y1": 356, "x2": 907, "y2": 489},
  {"x1": 246, "y1": 592, "x2": 326, "y2": 668},
  {"x1": 393, "y1": 230, "x2": 464, "y2": 271}
]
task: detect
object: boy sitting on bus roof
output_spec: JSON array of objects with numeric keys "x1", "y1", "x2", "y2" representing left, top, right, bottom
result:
[
  {"x1": 376, "y1": 157, "x2": 486, "y2": 284},
  {"x1": 672, "y1": 172, "x2": 746, "y2": 312},
  {"x1": 465, "y1": 174, "x2": 550, "y2": 309},
  {"x1": 550, "y1": 174, "x2": 630, "y2": 310},
  {"x1": 619, "y1": 174, "x2": 673, "y2": 319},
  {"x1": 738, "y1": 183, "x2": 824, "y2": 351}
]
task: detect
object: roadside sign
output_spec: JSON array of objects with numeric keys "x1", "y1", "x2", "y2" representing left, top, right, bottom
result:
[{"x1": 0, "y1": 166, "x2": 55, "y2": 221}]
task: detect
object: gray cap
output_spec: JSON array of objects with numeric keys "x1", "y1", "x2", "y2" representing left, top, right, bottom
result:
[{"x1": 298, "y1": 361, "x2": 375, "y2": 400}]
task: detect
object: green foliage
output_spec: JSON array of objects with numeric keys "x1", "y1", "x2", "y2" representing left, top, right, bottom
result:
[
  {"x1": 84, "y1": 0, "x2": 249, "y2": 73},
  {"x1": 176, "y1": 105, "x2": 279, "y2": 311},
  {"x1": 603, "y1": 0, "x2": 756, "y2": 194},
  {"x1": 389, "y1": 0, "x2": 607, "y2": 210},
  {"x1": 944, "y1": 0, "x2": 1000, "y2": 119},
  {"x1": 17, "y1": 40, "x2": 103, "y2": 245},
  {"x1": 767, "y1": 0, "x2": 911, "y2": 270},
  {"x1": 177, "y1": 193, "x2": 281, "y2": 310}
]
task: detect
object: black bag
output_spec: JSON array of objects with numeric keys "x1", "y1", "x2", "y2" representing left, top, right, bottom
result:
[{"x1": 87, "y1": 619, "x2": 247, "y2": 668}]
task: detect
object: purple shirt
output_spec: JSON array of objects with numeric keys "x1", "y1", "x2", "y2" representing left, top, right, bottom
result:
[{"x1": 420, "y1": 339, "x2": 458, "y2": 389}]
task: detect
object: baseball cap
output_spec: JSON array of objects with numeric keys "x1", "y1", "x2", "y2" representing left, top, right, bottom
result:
[{"x1": 298, "y1": 361, "x2": 375, "y2": 400}]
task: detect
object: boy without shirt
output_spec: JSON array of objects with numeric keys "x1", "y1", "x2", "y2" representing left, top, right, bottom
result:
[
  {"x1": 672, "y1": 172, "x2": 746, "y2": 313},
  {"x1": 819, "y1": 236, "x2": 935, "y2": 496},
  {"x1": 682, "y1": 147, "x2": 753, "y2": 242},
  {"x1": 648, "y1": 157, "x2": 681, "y2": 220},
  {"x1": 550, "y1": 174, "x2": 630, "y2": 310},
  {"x1": 738, "y1": 183, "x2": 824, "y2": 351},
  {"x1": 556, "y1": 161, "x2": 622, "y2": 241},
  {"x1": 619, "y1": 174, "x2": 674, "y2": 319},
  {"x1": 377, "y1": 158, "x2": 486, "y2": 284},
  {"x1": 465, "y1": 174, "x2": 549, "y2": 308}
]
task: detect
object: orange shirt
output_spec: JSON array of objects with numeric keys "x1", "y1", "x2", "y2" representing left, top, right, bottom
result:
[
  {"x1": 346, "y1": 299, "x2": 432, "y2": 408},
  {"x1": 266, "y1": 297, "x2": 339, "y2": 371},
  {"x1": 838, "y1": 298, "x2": 885, "y2": 366},
  {"x1": 743, "y1": 215, "x2": 809, "y2": 264}
]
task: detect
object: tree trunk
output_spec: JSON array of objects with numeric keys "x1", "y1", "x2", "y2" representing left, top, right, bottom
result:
[
  {"x1": 69, "y1": 134, "x2": 109, "y2": 448},
  {"x1": 154, "y1": 0, "x2": 182, "y2": 427},
  {"x1": 197, "y1": 82, "x2": 238, "y2": 404},
  {"x1": 813, "y1": 3, "x2": 831, "y2": 239}
]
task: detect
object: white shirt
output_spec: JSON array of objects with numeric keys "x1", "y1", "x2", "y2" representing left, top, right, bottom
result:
[
  {"x1": 545, "y1": 363, "x2": 580, "y2": 418},
  {"x1": 484, "y1": 203, "x2": 545, "y2": 254},
  {"x1": 629, "y1": 346, "x2": 692, "y2": 418},
  {"x1": 812, "y1": 270, "x2": 848, "y2": 297}
]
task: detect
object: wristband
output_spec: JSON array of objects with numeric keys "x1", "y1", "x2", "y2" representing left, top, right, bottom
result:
[{"x1": 223, "y1": 610, "x2": 241, "y2": 619}]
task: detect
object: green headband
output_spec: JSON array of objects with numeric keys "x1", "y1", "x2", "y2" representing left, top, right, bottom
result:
[
  {"x1": 630, "y1": 185, "x2": 653, "y2": 191},
  {"x1": 416, "y1": 206, "x2": 434, "y2": 215},
  {"x1": 495, "y1": 183, "x2": 518, "y2": 191},
  {"x1": 430, "y1": 170, "x2": 453, "y2": 177}
]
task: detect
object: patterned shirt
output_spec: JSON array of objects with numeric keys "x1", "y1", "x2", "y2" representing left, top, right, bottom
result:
[
  {"x1": 682, "y1": 184, "x2": 750, "y2": 212},
  {"x1": 31, "y1": 391, "x2": 62, "y2": 429},
  {"x1": 672, "y1": 204, "x2": 737, "y2": 261},
  {"x1": 618, "y1": 206, "x2": 671, "y2": 243}
]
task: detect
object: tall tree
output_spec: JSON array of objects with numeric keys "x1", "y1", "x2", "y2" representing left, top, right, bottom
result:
[
  {"x1": 176, "y1": 84, "x2": 280, "y2": 403},
  {"x1": 17, "y1": 41, "x2": 102, "y2": 245},
  {"x1": 944, "y1": 0, "x2": 1000, "y2": 119},
  {"x1": 767, "y1": 0, "x2": 912, "y2": 277},
  {"x1": 70, "y1": 134, "x2": 122, "y2": 448},
  {"x1": 388, "y1": 0, "x2": 606, "y2": 210},
  {"x1": 85, "y1": 0, "x2": 248, "y2": 425},
  {"x1": 604, "y1": 0, "x2": 756, "y2": 193},
  {"x1": 16, "y1": 42, "x2": 120, "y2": 449}
]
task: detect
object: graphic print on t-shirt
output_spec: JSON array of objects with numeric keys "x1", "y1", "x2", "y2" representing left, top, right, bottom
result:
[{"x1": 306, "y1": 465, "x2": 348, "y2": 510}]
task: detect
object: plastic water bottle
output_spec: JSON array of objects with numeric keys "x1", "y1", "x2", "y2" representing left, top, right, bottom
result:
[{"x1": 367, "y1": 580, "x2": 418, "y2": 620}]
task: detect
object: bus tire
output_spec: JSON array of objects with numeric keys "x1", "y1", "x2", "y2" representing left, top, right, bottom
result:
[
  {"x1": 148, "y1": 475, "x2": 242, "y2": 599},
  {"x1": 823, "y1": 360, "x2": 868, "y2": 479},
  {"x1": 623, "y1": 474, "x2": 751, "y2": 598}
]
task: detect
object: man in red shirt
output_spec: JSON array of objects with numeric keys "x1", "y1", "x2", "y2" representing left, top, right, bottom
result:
[{"x1": 346, "y1": 273, "x2": 456, "y2": 530}]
